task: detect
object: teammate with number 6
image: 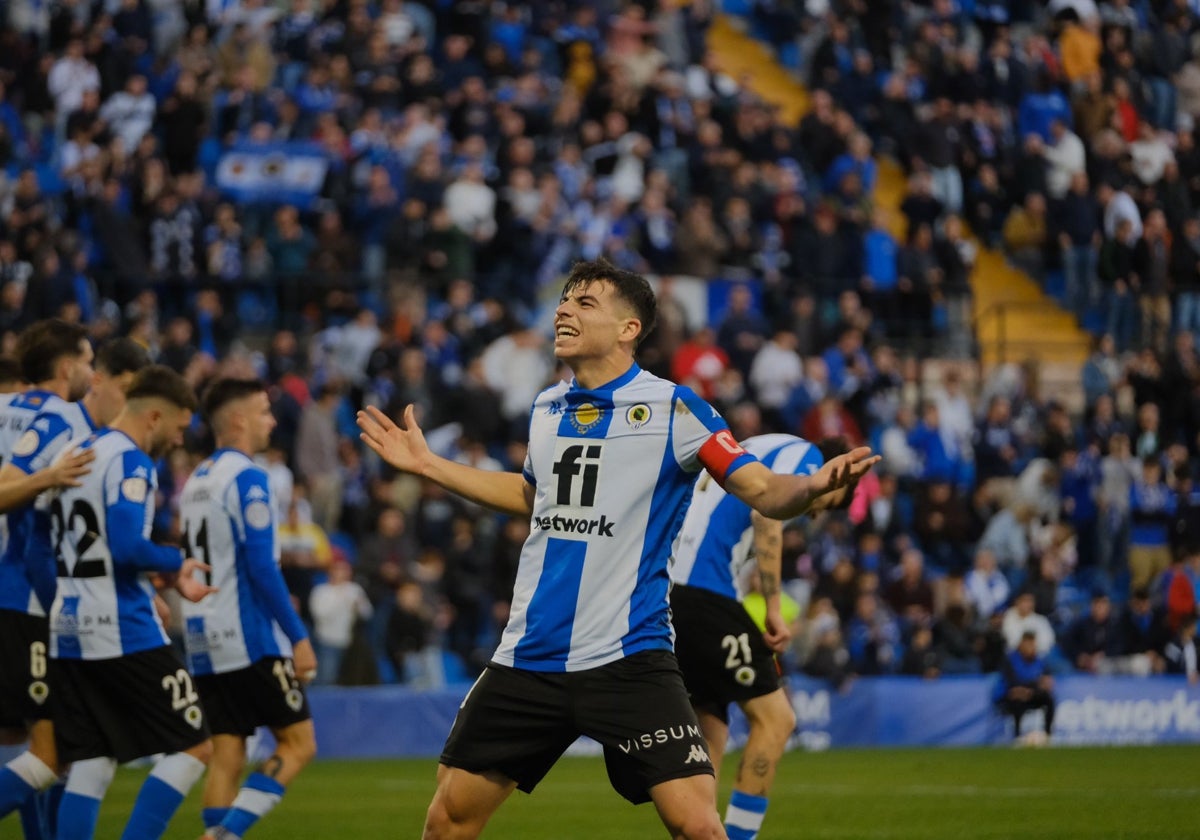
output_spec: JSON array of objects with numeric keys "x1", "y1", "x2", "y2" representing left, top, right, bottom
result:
[
  {"x1": 179, "y1": 378, "x2": 317, "y2": 840},
  {"x1": 36, "y1": 365, "x2": 216, "y2": 840}
]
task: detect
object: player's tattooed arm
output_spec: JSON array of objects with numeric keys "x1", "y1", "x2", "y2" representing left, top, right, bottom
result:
[
  {"x1": 760, "y1": 570, "x2": 780, "y2": 599},
  {"x1": 751, "y1": 512, "x2": 791, "y2": 653}
]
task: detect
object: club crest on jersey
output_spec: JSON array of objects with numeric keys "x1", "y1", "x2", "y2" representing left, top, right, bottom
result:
[
  {"x1": 121, "y1": 477, "x2": 149, "y2": 503},
  {"x1": 569, "y1": 402, "x2": 602, "y2": 433},
  {"x1": 12, "y1": 429, "x2": 38, "y2": 457},
  {"x1": 244, "y1": 500, "x2": 272, "y2": 530},
  {"x1": 625, "y1": 404, "x2": 651, "y2": 429}
]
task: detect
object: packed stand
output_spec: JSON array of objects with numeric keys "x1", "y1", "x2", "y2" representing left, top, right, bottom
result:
[{"x1": 0, "y1": 0, "x2": 1198, "y2": 687}]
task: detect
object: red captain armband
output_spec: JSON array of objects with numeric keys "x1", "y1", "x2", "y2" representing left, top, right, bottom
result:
[{"x1": 698, "y1": 430, "x2": 748, "y2": 484}]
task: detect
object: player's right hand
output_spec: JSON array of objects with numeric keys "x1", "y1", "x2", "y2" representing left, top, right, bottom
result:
[
  {"x1": 356, "y1": 404, "x2": 430, "y2": 475},
  {"x1": 762, "y1": 609, "x2": 792, "y2": 654},
  {"x1": 48, "y1": 445, "x2": 95, "y2": 488},
  {"x1": 176, "y1": 557, "x2": 218, "y2": 603}
]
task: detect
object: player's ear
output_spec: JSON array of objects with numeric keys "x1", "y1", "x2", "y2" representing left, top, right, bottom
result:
[{"x1": 621, "y1": 316, "x2": 642, "y2": 344}]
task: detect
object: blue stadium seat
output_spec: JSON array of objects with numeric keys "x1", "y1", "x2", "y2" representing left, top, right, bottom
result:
[
  {"x1": 441, "y1": 650, "x2": 471, "y2": 686},
  {"x1": 35, "y1": 163, "x2": 65, "y2": 196}
]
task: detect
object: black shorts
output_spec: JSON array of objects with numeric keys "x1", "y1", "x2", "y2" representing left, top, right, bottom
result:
[
  {"x1": 0, "y1": 609, "x2": 51, "y2": 727},
  {"x1": 51, "y1": 646, "x2": 211, "y2": 764},
  {"x1": 441, "y1": 649, "x2": 713, "y2": 805},
  {"x1": 670, "y1": 584, "x2": 784, "y2": 723},
  {"x1": 195, "y1": 657, "x2": 311, "y2": 737}
]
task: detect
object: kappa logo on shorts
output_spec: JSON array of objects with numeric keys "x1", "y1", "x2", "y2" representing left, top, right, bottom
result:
[{"x1": 684, "y1": 743, "x2": 710, "y2": 765}]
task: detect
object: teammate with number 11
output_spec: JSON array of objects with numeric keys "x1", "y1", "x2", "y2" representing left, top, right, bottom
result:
[{"x1": 179, "y1": 378, "x2": 317, "y2": 840}]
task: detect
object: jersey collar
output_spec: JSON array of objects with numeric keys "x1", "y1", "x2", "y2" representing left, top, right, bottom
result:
[{"x1": 569, "y1": 363, "x2": 640, "y2": 395}]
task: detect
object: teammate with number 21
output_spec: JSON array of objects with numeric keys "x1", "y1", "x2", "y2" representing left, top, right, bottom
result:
[{"x1": 357, "y1": 259, "x2": 880, "y2": 839}]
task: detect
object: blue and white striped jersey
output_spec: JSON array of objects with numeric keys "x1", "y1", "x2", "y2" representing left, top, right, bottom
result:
[
  {"x1": 670, "y1": 434, "x2": 824, "y2": 601},
  {"x1": 492, "y1": 364, "x2": 757, "y2": 673},
  {"x1": 0, "y1": 389, "x2": 89, "y2": 617},
  {"x1": 179, "y1": 449, "x2": 309, "y2": 675},
  {"x1": 0, "y1": 399, "x2": 97, "y2": 616},
  {"x1": 47, "y1": 428, "x2": 184, "y2": 660}
]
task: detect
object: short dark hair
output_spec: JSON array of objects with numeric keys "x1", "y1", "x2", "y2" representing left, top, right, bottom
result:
[
  {"x1": 202, "y1": 377, "x2": 266, "y2": 423},
  {"x1": 95, "y1": 337, "x2": 150, "y2": 378},
  {"x1": 0, "y1": 356, "x2": 24, "y2": 387},
  {"x1": 125, "y1": 365, "x2": 198, "y2": 412},
  {"x1": 16, "y1": 319, "x2": 89, "y2": 384},
  {"x1": 560, "y1": 259, "x2": 657, "y2": 346}
]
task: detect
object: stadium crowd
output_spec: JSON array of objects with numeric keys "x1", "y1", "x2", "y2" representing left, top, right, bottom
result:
[{"x1": 1, "y1": 0, "x2": 1200, "y2": 688}]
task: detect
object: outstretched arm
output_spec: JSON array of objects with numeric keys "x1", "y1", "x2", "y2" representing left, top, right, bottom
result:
[
  {"x1": 724, "y1": 446, "x2": 880, "y2": 520},
  {"x1": 357, "y1": 405, "x2": 535, "y2": 517},
  {"x1": 0, "y1": 448, "x2": 95, "y2": 514},
  {"x1": 751, "y1": 511, "x2": 790, "y2": 653}
]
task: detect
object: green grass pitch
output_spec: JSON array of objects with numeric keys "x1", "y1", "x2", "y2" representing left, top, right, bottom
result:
[{"x1": 94, "y1": 745, "x2": 1200, "y2": 838}]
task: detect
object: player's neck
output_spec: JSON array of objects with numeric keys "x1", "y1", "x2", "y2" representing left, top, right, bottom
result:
[
  {"x1": 81, "y1": 392, "x2": 101, "y2": 423},
  {"x1": 214, "y1": 435, "x2": 252, "y2": 457},
  {"x1": 569, "y1": 353, "x2": 636, "y2": 391},
  {"x1": 32, "y1": 378, "x2": 70, "y2": 400},
  {"x1": 110, "y1": 413, "x2": 150, "y2": 453}
]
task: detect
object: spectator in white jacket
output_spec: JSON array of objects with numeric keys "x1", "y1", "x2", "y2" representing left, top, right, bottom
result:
[
  {"x1": 99, "y1": 73, "x2": 157, "y2": 152},
  {"x1": 964, "y1": 548, "x2": 1011, "y2": 622},
  {"x1": 1042, "y1": 119, "x2": 1086, "y2": 199},
  {"x1": 1001, "y1": 590, "x2": 1056, "y2": 656},
  {"x1": 309, "y1": 559, "x2": 373, "y2": 685},
  {"x1": 48, "y1": 38, "x2": 100, "y2": 126}
]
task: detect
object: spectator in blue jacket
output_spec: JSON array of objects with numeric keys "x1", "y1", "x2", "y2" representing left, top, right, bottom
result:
[
  {"x1": 909, "y1": 400, "x2": 968, "y2": 487},
  {"x1": 995, "y1": 630, "x2": 1056, "y2": 741},
  {"x1": 846, "y1": 591, "x2": 901, "y2": 675},
  {"x1": 1129, "y1": 457, "x2": 1176, "y2": 593},
  {"x1": 1017, "y1": 72, "x2": 1072, "y2": 143}
]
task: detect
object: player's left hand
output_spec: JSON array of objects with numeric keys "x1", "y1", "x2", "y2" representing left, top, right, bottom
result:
[
  {"x1": 813, "y1": 446, "x2": 880, "y2": 498},
  {"x1": 176, "y1": 557, "x2": 218, "y2": 603},
  {"x1": 292, "y1": 637, "x2": 318, "y2": 684},
  {"x1": 763, "y1": 609, "x2": 792, "y2": 654}
]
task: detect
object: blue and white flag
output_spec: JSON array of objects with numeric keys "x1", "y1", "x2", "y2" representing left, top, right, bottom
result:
[{"x1": 215, "y1": 142, "x2": 329, "y2": 208}]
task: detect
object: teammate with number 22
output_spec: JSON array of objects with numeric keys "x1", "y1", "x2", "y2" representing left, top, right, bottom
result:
[
  {"x1": 357, "y1": 259, "x2": 880, "y2": 839},
  {"x1": 37, "y1": 365, "x2": 216, "y2": 840},
  {"x1": 179, "y1": 378, "x2": 318, "y2": 840}
]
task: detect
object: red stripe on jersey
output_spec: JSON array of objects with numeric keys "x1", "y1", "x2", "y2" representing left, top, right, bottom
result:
[{"x1": 698, "y1": 430, "x2": 746, "y2": 483}]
